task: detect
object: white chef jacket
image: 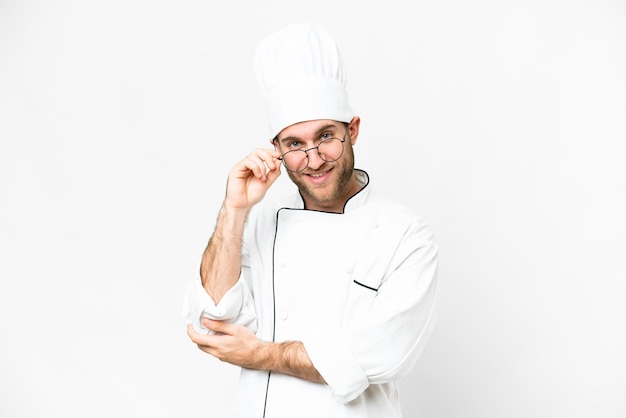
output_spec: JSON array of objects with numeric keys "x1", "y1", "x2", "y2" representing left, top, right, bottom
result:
[{"x1": 183, "y1": 170, "x2": 438, "y2": 418}]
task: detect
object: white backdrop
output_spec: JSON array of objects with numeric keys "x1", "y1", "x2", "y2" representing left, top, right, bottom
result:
[{"x1": 1, "y1": 1, "x2": 625, "y2": 417}]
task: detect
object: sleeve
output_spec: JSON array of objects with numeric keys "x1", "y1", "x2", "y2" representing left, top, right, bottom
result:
[
  {"x1": 299, "y1": 217, "x2": 438, "y2": 404},
  {"x1": 181, "y1": 274, "x2": 257, "y2": 334},
  {"x1": 182, "y1": 209, "x2": 259, "y2": 334}
]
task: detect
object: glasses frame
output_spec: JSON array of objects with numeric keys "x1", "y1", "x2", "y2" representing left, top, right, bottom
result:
[{"x1": 276, "y1": 131, "x2": 348, "y2": 173}]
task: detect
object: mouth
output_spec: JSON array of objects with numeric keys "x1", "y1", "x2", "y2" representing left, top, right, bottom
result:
[{"x1": 303, "y1": 168, "x2": 333, "y2": 184}]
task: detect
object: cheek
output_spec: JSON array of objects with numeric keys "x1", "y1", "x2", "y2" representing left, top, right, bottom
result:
[
  {"x1": 286, "y1": 170, "x2": 299, "y2": 184},
  {"x1": 340, "y1": 144, "x2": 355, "y2": 167}
]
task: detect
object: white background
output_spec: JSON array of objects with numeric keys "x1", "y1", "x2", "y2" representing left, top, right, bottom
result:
[{"x1": 1, "y1": 0, "x2": 625, "y2": 417}]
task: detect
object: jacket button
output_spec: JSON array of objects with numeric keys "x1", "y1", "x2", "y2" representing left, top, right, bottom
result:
[{"x1": 279, "y1": 312, "x2": 289, "y2": 320}]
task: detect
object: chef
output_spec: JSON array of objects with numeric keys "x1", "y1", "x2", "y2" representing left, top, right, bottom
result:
[{"x1": 184, "y1": 23, "x2": 438, "y2": 418}]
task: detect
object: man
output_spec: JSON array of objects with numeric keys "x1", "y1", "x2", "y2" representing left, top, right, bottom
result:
[{"x1": 184, "y1": 23, "x2": 438, "y2": 417}]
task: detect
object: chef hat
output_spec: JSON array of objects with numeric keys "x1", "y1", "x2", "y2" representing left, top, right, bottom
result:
[{"x1": 254, "y1": 23, "x2": 355, "y2": 140}]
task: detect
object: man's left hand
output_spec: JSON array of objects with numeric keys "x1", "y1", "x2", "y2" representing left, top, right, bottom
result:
[{"x1": 187, "y1": 319, "x2": 266, "y2": 369}]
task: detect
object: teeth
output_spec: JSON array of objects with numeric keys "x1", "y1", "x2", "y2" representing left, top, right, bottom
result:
[{"x1": 309, "y1": 172, "x2": 326, "y2": 178}]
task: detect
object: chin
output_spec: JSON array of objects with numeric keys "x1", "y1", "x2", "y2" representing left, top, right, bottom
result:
[{"x1": 302, "y1": 185, "x2": 338, "y2": 205}]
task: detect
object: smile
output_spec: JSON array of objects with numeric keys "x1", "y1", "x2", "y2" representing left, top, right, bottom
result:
[{"x1": 304, "y1": 168, "x2": 332, "y2": 184}]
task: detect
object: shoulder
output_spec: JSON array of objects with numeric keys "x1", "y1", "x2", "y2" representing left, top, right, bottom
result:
[{"x1": 363, "y1": 192, "x2": 436, "y2": 244}]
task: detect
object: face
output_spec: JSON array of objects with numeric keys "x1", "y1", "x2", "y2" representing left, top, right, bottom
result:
[{"x1": 274, "y1": 117, "x2": 361, "y2": 212}]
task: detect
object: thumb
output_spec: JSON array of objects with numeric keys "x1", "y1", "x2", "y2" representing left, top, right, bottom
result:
[{"x1": 202, "y1": 318, "x2": 230, "y2": 333}]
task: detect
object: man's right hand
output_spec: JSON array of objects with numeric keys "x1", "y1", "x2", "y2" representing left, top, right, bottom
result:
[
  {"x1": 224, "y1": 148, "x2": 282, "y2": 211},
  {"x1": 201, "y1": 148, "x2": 281, "y2": 303}
]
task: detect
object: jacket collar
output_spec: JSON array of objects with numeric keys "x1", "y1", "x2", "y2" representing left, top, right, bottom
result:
[{"x1": 292, "y1": 169, "x2": 370, "y2": 214}]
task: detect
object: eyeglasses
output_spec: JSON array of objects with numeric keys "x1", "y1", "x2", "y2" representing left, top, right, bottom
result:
[{"x1": 277, "y1": 131, "x2": 347, "y2": 172}]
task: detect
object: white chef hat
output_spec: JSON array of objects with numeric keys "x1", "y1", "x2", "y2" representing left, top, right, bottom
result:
[{"x1": 254, "y1": 23, "x2": 355, "y2": 140}]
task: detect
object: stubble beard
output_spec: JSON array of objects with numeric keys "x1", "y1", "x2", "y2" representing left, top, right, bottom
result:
[{"x1": 288, "y1": 144, "x2": 356, "y2": 208}]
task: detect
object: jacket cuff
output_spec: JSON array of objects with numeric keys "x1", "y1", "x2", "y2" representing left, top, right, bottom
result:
[{"x1": 182, "y1": 277, "x2": 244, "y2": 332}]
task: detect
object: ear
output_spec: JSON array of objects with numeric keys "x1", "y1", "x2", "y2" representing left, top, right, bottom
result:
[
  {"x1": 348, "y1": 116, "x2": 361, "y2": 145},
  {"x1": 270, "y1": 137, "x2": 278, "y2": 151}
]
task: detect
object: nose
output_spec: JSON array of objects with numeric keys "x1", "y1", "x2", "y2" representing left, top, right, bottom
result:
[{"x1": 305, "y1": 147, "x2": 325, "y2": 170}]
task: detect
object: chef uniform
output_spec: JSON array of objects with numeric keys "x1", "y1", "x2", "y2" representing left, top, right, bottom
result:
[{"x1": 183, "y1": 24, "x2": 438, "y2": 418}]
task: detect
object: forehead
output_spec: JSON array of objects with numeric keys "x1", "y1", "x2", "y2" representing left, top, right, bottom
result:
[{"x1": 277, "y1": 119, "x2": 342, "y2": 141}]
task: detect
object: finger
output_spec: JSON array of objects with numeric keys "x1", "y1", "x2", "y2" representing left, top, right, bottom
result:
[
  {"x1": 187, "y1": 323, "x2": 203, "y2": 340},
  {"x1": 193, "y1": 339, "x2": 219, "y2": 357},
  {"x1": 252, "y1": 156, "x2": 271, "y2": 180},
  {"x1": 238, "y1": 157, "x2": 265, "y2": 180},
  {"x1": 233, "y1": 149, "x2": 280, "y2": 182},
  {"x1": 250, "y1": 149, "x2": 281, "y2": 172},
  {"x1": 265, "y1": 160, "x2": 282, "y2": 186},
  {"x1": 257, "y1": 152, "x2": 282, "y2": 177},
  {"x1": 243, "y1": 153, "x2": 266, "y2": 179},
  {"x1": 262, "y1": 150, "x2": 281, "y2": 171},
  {"x1": 187, "y1": 323, "x2": 216, "y2": 345},
  {"x1": 202, "y1": 318, "x2": 233, "y2": 334}
]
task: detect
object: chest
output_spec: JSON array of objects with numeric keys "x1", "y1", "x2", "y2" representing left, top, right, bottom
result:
[{"x1": 271, "y1": 210, "x2": 386, "y2": 335}]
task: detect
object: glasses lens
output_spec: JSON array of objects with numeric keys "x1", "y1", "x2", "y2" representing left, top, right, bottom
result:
[
  {"x1": 283, "y1": 150, "x2": 308, "y2": 172},
  {"x1": 318, "y1": 138, "x2": 344, "y2": 162},
  {"x1": 281, "y1": 137, "x2": 345, "y2": 172}
]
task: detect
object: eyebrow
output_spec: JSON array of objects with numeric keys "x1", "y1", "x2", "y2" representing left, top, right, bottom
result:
[{"x1": 277, "y1": 123, "x2": 338, "y2": 145}]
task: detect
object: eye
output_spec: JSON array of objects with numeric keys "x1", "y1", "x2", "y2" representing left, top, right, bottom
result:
[
  {"x1": 288, "y1": 140, "x2": 303, "y2": 149},
  {"x1": 321, "y1": 132, "x2": 333, "y2": 140}
]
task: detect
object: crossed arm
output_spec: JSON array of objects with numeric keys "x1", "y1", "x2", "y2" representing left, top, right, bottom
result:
[
  {"x1": 187, "y1": 148, "x2": 324, "y2": 384},
  {"x1": 187, "y1": 319, "x2": 325, "y2": 384}
]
